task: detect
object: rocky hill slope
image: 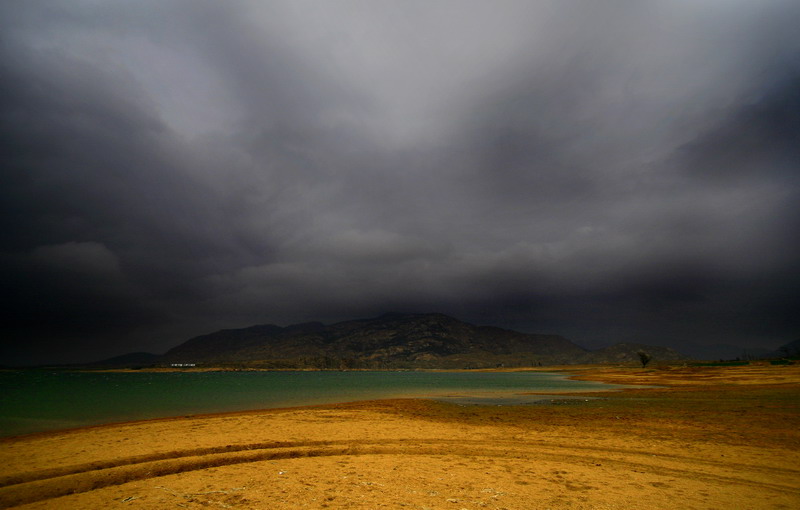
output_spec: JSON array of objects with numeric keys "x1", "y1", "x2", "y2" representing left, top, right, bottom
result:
[{"x1": 159, "y1": 313, "x2": 684, "y2": 368}]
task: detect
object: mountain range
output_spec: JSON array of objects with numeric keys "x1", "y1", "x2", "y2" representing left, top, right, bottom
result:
[{"x1": 99, "y1": 313, "x2": 686, "y2": 369}]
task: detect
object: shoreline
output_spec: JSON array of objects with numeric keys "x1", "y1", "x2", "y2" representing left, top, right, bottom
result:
[
  {"x1": 0, "y1": 362, "x2": 742, "y2": 373},
  {"x1": 1, "y1": 364, "x2": 798, "y2": 509},
  {"x1": 1, "y1": 369, "x2": 622, "y2": 441},
  {"x1": 2, "y1": 363, "x2": 793, "y2": 442}
]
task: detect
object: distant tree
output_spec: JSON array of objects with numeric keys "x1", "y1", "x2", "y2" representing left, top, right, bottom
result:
[{"x1": 637, "y1": 351, "x2": 652, "y2": 368}]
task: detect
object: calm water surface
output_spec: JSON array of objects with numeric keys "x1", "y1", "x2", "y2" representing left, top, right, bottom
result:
[{"x1": 0, "y1": 370, "x2": 620, "y2": 437}]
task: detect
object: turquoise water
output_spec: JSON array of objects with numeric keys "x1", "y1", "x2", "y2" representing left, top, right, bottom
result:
[{"x1": 0, "y1": 370, "x2": 618, "y2": 437}]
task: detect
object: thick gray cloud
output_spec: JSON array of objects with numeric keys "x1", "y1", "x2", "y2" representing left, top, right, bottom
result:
[{"x1": 2, "y1": 0, "x2": 798, "y2": 364}]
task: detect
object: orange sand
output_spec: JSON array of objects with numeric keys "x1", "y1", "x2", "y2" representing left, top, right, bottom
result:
[{"x1": 1, "y1": 364, "x2": 798, "y2": 509}]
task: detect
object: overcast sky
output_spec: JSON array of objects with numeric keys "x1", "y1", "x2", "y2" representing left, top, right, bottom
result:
[{"x1": 2, "y1": 0, "x2": 799, "y2": 365}]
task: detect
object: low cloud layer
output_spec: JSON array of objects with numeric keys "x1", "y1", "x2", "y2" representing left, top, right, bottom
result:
[{"x1": 2, "y1": 1, "x2": 799, "y2": 364}]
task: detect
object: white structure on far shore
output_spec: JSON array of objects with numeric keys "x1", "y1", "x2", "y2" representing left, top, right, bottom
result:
[{"x1": 170, "y1": 363, "x2": 196, "y2": 367}]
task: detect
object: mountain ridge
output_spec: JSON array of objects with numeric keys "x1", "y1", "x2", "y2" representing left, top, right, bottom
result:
[{"x1": 156, "y1": 312, "x2": 685, "y2": 368}]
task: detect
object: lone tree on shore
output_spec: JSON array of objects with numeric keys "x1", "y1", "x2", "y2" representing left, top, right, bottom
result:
[{"x1": 637, "y1": 351, "x2": 652, "y2": 368}]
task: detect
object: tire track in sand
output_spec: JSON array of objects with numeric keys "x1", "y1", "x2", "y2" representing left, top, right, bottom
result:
[{"x1": 1, "y1": 438, "x2": 798, "y2": 508}]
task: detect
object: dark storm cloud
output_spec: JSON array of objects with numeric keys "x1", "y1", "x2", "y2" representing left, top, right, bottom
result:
[{"x1": 2, "y1": 1, "x2": 799, "y2": 364}]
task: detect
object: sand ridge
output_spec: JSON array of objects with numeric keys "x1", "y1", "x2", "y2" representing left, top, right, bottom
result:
[{"x1": 1, "y1": 364, "x2": 798, "y2": 509}]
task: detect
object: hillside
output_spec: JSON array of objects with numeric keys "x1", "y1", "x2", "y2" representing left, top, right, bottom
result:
[
  {"x1": 88, "y1": 352, "x2": 160, "y2": 367},
  {"x1": 159, "y1": 313, "x2": 684, "y2": 369},
  {"x1": 588, "y1": 343, "x2": 684, "y2": 364},
  {"x1": 767, "y1": 338, "x2": 800, "y2": 359}
]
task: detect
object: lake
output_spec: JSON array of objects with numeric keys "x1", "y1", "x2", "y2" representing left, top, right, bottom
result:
[{"x1": 0, "y1": 370, "x2": 622, "y2": 437}]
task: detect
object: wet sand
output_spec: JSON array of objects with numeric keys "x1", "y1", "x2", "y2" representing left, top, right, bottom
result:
[{"x1": 1, "y1": 364, "x2": 798, "y2": 509}]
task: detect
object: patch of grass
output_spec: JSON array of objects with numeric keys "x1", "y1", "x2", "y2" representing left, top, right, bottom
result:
[{"x1": 370, "y1": 385, "x2": 800, "y2": 450}]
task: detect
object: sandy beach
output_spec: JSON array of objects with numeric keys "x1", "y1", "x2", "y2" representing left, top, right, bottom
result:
[{"x1": 1, "y1": 364, "x2": 798, "y2": 509}]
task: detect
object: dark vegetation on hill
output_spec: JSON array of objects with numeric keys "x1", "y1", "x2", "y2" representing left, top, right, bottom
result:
[
  {"x1": 149, "y1": 313, "x2": 685, "y2": 369},
  {"x1": 83, "y1": 315, "x2": 797, "y2": 370},
  {"x1": 768, "y1": 338, "x2": 800, "y2": 359}
]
